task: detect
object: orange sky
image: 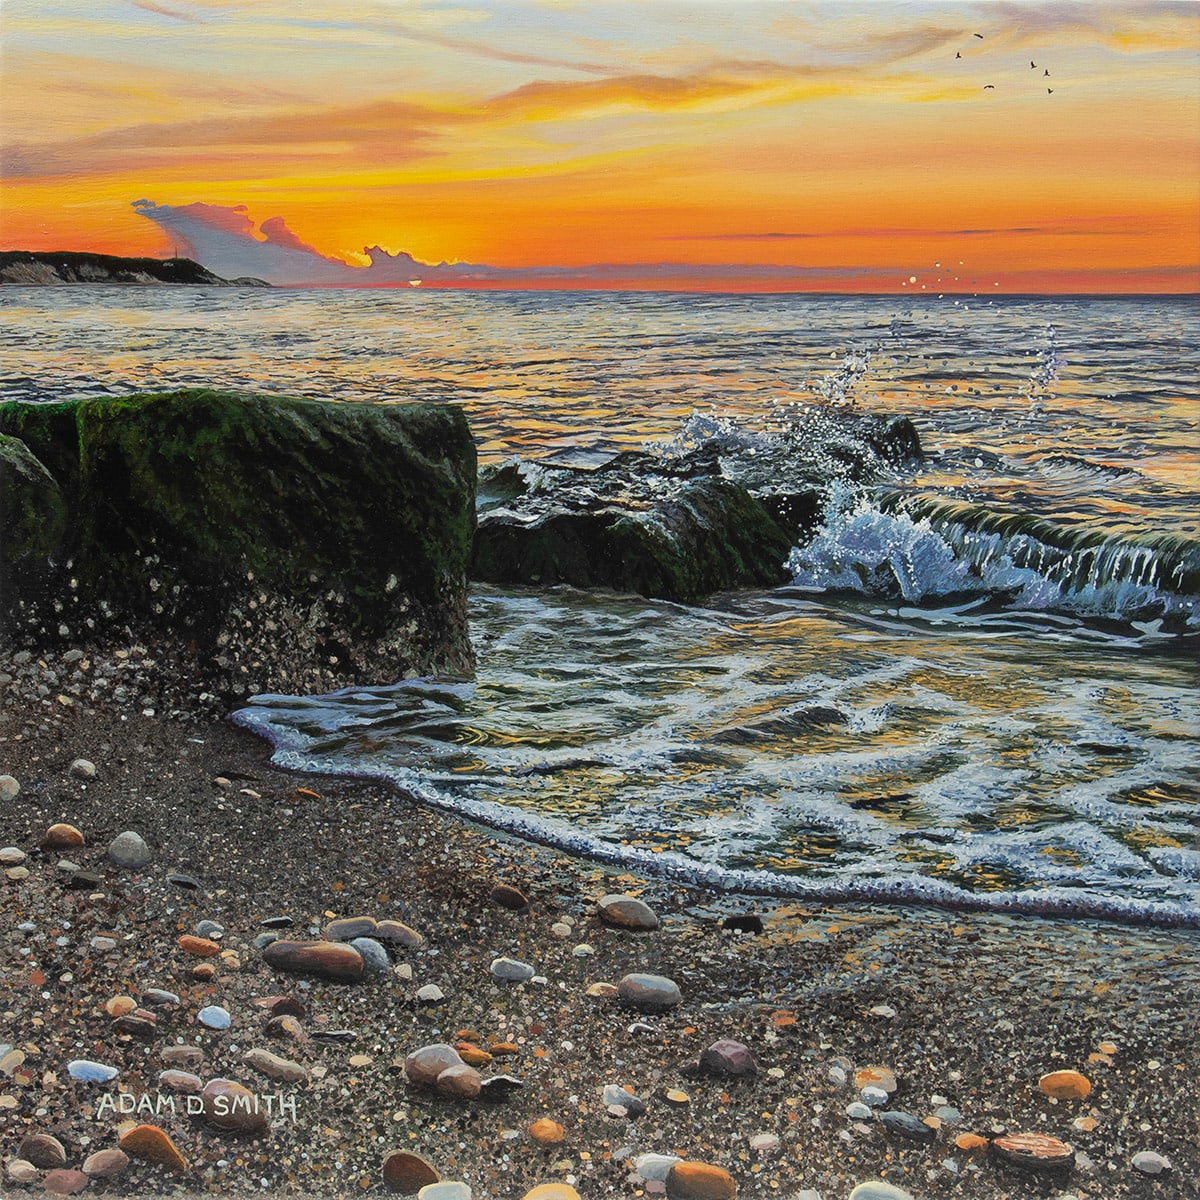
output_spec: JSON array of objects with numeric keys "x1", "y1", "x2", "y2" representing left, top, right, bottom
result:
[{"x1": 1, "y1": 0, "x2": 1197, "y2": 291}]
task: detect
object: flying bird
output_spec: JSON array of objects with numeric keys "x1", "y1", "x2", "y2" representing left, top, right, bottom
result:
[
  {"x1": 1047, "y1": 88, "x2": 1054, "y2": 94},
  {"x1": 974, "y1": 33, "x2": 984, "y2": 39},
  {"x1": 1031, "y1": 60, "x2": 1037, "y2": 68},
  {"x1": 984, "y1": 84, "x2": 995, "y2": 89},
  {"x1": 1044, "y1": 69, "x2": 1050, "y2": 76},
  {"x1": 956, "y1": 51, "x2": 962, "y2": 58}
]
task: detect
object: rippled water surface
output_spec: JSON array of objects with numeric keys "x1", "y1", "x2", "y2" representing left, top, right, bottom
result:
[{"x1": 3, "y1": 287, "x2": 1197, "y2": 923}]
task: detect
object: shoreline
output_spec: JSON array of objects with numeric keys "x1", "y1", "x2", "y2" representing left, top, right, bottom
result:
[{"x1": 1, "y1": 646, "x2": 1198, "y2": 1197}]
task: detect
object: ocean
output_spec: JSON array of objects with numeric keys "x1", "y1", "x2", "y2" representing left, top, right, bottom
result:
[{"x1": 2, "y1": 287, "x2": 1197, "y2": 927}]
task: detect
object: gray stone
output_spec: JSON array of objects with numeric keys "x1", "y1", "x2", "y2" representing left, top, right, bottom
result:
[
  {"x1": 244, "y1": 1047, "x2": 309, "y2": 1084},
  {"x1": 879, "y1": 1110, "x2": 937, "y2": 1142},
  {"x1": 603, "y1": 1083, "x2": 646, "y2": 1117},
  {"x1": 405, "y1": 1044, "x2": 463, "y2": 1086},
  {"x1": 69, "y1": 758, "x2": 97, "y2": 779},
  {"x1": 490, "y1": 956, "x2": 535, "y2": 983},
  {"x1": 596, "y1": 893, "x2": 659, "y2": 931},
  {"x1": 634, "y1": 1153, "x2": 681, "y2": 1181},
  {"x1": 107, "y1": 831, "x2": 152, "y2": 868},
  {"x1": 349, "y1": 936, "x2": 391, "y2": 974},
  {"x1": 0, "y1": 846, "x2": 26, "y2": 864},
  {"x1": 617, "y1": 972, "x2": 681, "y2": 1011},
  {"x1": 846, "y1": 1102, "x2": 874, "y2": 1120},
  {"x1": 375, "y1": 919, "x2": 424, "y2": 949},
  {"x1": 196, "y1": 920, "x2": 224, "y2": 939},
  {"x1": 142, "y1": 988, "x2": 181, "y2": 1007},
  {"x1": 418, "y1": 1185, "x2": 472, "y2": 1200},
  {"x1": 324, "y1": 916, "x2": 377, "y2": 942},
  {"x1": 0, "y1": 776, "x2": 19, "y2": 800},
  {"x1": 1132, "y1": 1151, "x2": 1171, "y2": 1176}
]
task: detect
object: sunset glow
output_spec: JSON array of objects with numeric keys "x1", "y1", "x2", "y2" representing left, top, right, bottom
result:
[{"x1": 1, "y1": 0, "x2": 1197, "y2": 291}]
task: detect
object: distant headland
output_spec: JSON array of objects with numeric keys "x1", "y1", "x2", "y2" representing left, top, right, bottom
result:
[{"x1": 0, "y1": 251, "x2": 270, "y2": 287}]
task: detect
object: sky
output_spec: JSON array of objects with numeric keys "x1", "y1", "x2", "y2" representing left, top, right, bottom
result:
[{"x1": 1, "y1": 0, "x2": 1197, "y2": 291}]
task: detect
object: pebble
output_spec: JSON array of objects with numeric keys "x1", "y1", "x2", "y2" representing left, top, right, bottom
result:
[
  {"x1": 167, "y1": 872, "x2": 203, "y2": 890},
  {"x1": 67, "y1": 1059, "x2": 120, "y2": 1083},
  {"x1": 90, "y1": 935, "x2": 117, "y2": 952},
  {"x1": 43, "y1": 1168, "x2": 90, "y2": 1195},
  {"x1": 260, "y1": 915, "x2": 295, "y2": 929},
  {"x1": 697, "y1": 1039, "x2": 757, "y2": 1076},
  {"x1": 522, "y1": 1187, "x2": 580, "y2": 1200},
  {"x1": 325, "y1": 915, "x2": 378, "y2": 941},
  {"x1": 0, "y1": 775, "x2": 19, "y2": 800},
  {"x1": 142, "y1": 988, "x2": 181, "y2": 1007},
  {"x1": 848, "y1": 1183, "x2": 915, "y2": 1200},
  {"x1": 350, "y1": 936, "x2": 392, "y2": 974},
  {"x1": 382, "y1": 1149, "x2": 440, "y2": 1193},
  {"x1": 749, "y1": 1133, "x2": 780, "y2": 1152},
  {"x1": 263, "y1": 939, "x2": 365, "y2": 982},
  {"x1": 665, "y1": 1160, "x2": 737, "y2": 1199},
  {"x1": 1131, "y1": 1150, "x2": 1171, "y2": 1175},
  {"x1": 617, "y1": 972, "x2": 682, "y2": 1011},
  {"x1": 596, "y1": 893, "x2": 659, "y2": 930},
  {"x1": 0, "y1": 846, "x2": 26, "y2": 865},
  {"x1": 201, "y1": 1078, "x2": 269, "y2": 1134},
  {"x1": 955, "y1": 1132, "x2": 989, "y2": 1152},
  {"x1": 879, "y1": 1110, "x2": 937, "y2": 1142},
  {"x1": 196, "y1": 919, "x2": 225, "y2": 939},
  {"x1": 178, "y1": 934, "x2": 221, "y2": 958},
  {"x1": 6, "y1": 1159, "x2": 39, "y2": 1184},
  {"x1": 436, "y1": 1064, "x2": 482, "y2": 1100},
  {"x1": 159, "y1": 1069, "x2": 204, "y2": 1093},
  {"x1": 118, "y1": 1123, "x2": 189, "y2": 1171},
  {"x1": 602, "y1": 1083, "x2": 646, "y2": 1117},
  {"x1": 243, "y1": 1049, "x2": 309, "y2": 1084},
  {"x1": 253, "y1": 995, "x2": 306, "y2": 1018},
  {"x1": 990, "y1": 1131, "x2": 1075, "y2": 1170},
  {"x1": 159, "y1": 1045, "x2": 204, "y2": 1068},
  {"x1": 854, "y1": 1065, "x2": 897, "y2": 1094},
  {"x1": 550, "y1": 922, "x2": 572, "y2": 938},
  {"x1": 490, "y1": 956, "x2": 536, "y2": 983},
  {"x1": 198, "y1": 1004, "x2": 232, "y2": 1030},
  {"x1": 528, "y1": 1118, "x2": 566, "y2": 1145},
  {"x1": 69, "y1": 758, "x2": 97, "y2": 779},
  {"x1": 861, "y1": 1086, "x2": 890, "y2": 1107},
  {"x1": 405, "y1": 1044, "x2": 464, "y2": 1085},
  {"x1": 490, "y1": 883, "x2": 529, "y2": 910},
  {"x1": 635, "y1": 1153, "x2": 681, "y2": 1181},
  {"x1": 376, "y1": 919, "x2": 424, "y2": 949},
  {"x1": 5, "y1": 865, "x2": 30, "y2": 881},
  {"x1": 585, "y1": 982, "x2": 619, "y2": 999},
  {"x1": 1038, "y1": 1069, "x2": 1092, "y2": 1100},
  {"x1": 266, "y1": 1014, "x2": 308, "y2": 1041},
  {"x1": 81, "y1": 1148, "x2": 130, "y2": 1179},
  {"x1": 416, "y1": 983, "x2": 446, "y2": 1003},
  {"x1": 419, "y1": 1185, "x2": 472, "y2": 1200},
  {"x1": 18, "y1": 1133, "x2": 67, "y2": 1168},
  {"x1": 106, "y1": 830, "x2": 152, "y2": 867},
  {"x1": 846, "y1": 1101, "x2": 874, "y2": 1120},
  {"x1": 43, "y1": 822, "x2": 84, "y2": 849}
]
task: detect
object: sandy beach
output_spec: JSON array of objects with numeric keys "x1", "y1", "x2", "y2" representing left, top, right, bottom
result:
[{"x1": 0, "y1": 642, "x2": 1196, "y2": 1200}]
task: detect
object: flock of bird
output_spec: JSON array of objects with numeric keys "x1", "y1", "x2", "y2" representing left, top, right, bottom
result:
[{"x1": 957, "y1": 32, "x2": 1055, "y2": 94}]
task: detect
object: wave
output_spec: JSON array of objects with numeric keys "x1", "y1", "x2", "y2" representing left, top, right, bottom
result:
[
  {"x1": 229, "y1": 704, "x2": 1199, "y2": 929},
  {"x1": 786, "y1": 486, "x2": 1200, "y2": 628}
]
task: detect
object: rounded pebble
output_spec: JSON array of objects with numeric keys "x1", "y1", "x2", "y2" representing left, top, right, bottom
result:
[
  {"x1": 848, "y1": 1182, "x2": 915, "y2": 1200},
  {"x1": 617, "y1": 972, "x2": 682, "y2": 1011},
  {"x1": 198, "y1": 1004, "x2": 232, "y2": 1030},
  {"x1": 1132, "y1": 1150, "x2": 1171, "y2": 1175},
  {"x1": 596, "y1": 893, "x2": 659, "y2": 930},
  {"x1": 81, "y1": 1148, "x2": 130, "y2": 1178},
  {"x1": 108, "y1": 830, "x2": 152, "y2": 867},
  {"x1": 665, "y1": 1160, "x2": 737, "y2": 1199},
  {"x1": 69, "y1": 758, "x2": 97, "y2": 779},
  {"x1": 0, "y1": 776, "x2": 20, "y2": 800},
  {"x1": 382, "y1": 1149, "x2": 440, "y2": 1193},
  {"x1": 1038, "y1": 1069, "x2": 1092, "y2": 1100},
  {"x1": 490, "y1": 956, "x2": 535, "y2": 983},
  {"x1": 67, "y1": 1058, "x2": 120, "y2": 1083},
  {"x1": 350, "y1": 936, "x2": 392, "y2": 974}
]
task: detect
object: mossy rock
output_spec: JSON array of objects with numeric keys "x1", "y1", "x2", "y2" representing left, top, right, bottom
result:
[
  {"x1": 0, "y1": 433, "x2": 67, "y2": 588},
  {"x1": 0, "y1": 390, "x2": 476, "y2": 693}
]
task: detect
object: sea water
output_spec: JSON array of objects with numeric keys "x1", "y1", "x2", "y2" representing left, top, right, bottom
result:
[{"x1": 2, "y1": 288, "x2": 1197, "y2": 925}]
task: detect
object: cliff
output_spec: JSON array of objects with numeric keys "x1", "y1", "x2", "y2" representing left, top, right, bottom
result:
[{"x1": 0, "y1": 251, "x2": 269, "y2": 287}]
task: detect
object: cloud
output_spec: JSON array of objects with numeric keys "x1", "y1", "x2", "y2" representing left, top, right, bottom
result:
[{"x1": 131, "y1": 197, "x2": 878, "y2": 287}]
